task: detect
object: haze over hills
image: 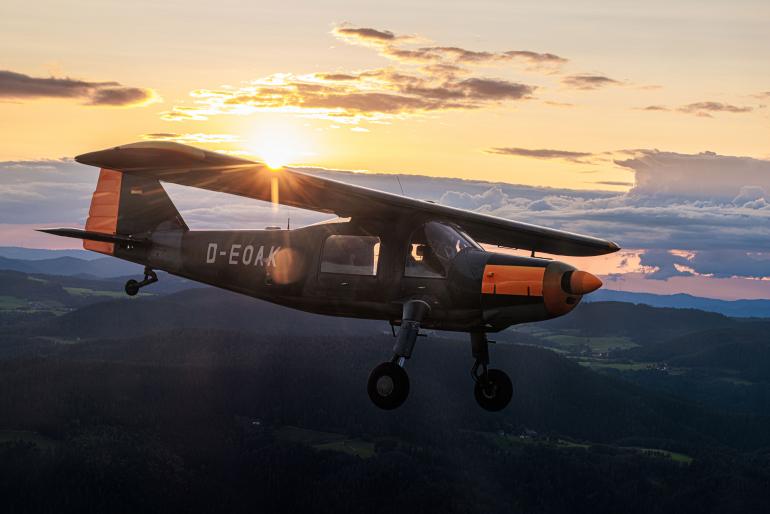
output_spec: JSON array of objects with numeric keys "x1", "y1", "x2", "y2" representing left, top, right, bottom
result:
[
  {"x1": 587, "y1": 289, "x2": 770, "y2": 318},
  {"x1": 3, "y1": 247, "x2": 770, "y2": 316},
  {"x1": 0, "y1": 254, "x2": 143, "y2": 278},
  {"x1": 0, "y1": 246, "x2": 100, "y2": 261}
]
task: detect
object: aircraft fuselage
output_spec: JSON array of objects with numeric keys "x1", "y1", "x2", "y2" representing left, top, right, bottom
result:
[{"x1": 113, "y1": 220, "x2": 588, "y2": 332}]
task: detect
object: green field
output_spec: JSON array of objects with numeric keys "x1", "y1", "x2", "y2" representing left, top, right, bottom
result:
[
  {"x1": 314, "y1": 439, "x2": 376, "y2": 458},
  {"x1": 576, "y1": 359, "x2": 655, "y2": 371},
  {"x1": 274, "y1": 426, "x2": 375, "y2": 459},
  {"x1": 0, "y1": 430, "x2": 58, "y2": 450},
  {"x1": 515, "y1": 327, "x2": 638, "y2": 354},
  {"x1": 624, "y1": 447, "x2": 693, "y2": 464},
  {"x1": 544, "y1": 334, "x2": 638, "y2": 351},
  {"x1": 64, "y1": 287, "x2": 124, "y2": 298},
  {"x1": 0, "y1": 295, "x2": 69, "y2": 314},
  {"x1": 0, "y1": 295, "x2": 26, "y2": 309},
  {"x1": 479, "y1": 431, "x2": 692, "y2": 464}
]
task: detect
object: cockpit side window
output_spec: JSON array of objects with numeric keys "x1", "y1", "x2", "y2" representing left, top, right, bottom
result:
[
  {"x1": 404, "y1": 222, "x2": 478, "y2": 278},
  {"x1": 321, "y1": 235, "x2": 381, "y2": 276}
]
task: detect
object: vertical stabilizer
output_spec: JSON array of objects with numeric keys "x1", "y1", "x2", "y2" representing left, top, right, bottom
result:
[
  {"x1": 84, "y1": 169, "x2": 122, "y2": 254},
  {"x1": 83, "y1": 168, "x2": 187, "y2": 255}
]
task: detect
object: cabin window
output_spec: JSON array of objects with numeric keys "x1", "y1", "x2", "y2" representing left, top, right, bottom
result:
[
  {"x1": 405, "y1": 222, "x2": 478, "y2": 278},
  {"x1": 321, "y1": 235, "x2": 381, "y2": 276}
]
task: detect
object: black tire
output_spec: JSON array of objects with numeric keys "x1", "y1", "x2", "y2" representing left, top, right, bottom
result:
[
  {"x1": 367, "y1": 362, "x2": 410, "y2": 410},
  {"x1": 474, "y1": 369, "x2": 513, "y2": 412},
  {"x1": 125, "y1": 279, "x2": 140, "y2": 297}
]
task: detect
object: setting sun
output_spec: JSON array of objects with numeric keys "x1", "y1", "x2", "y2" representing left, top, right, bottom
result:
[{"x1": 245, "y1": 123, "x2": 315, "y2": 169}]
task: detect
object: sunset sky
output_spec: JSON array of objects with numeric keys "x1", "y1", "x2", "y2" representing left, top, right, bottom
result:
[{"x1": 2, "y1": 0, "x2": 769, "y2": 299}]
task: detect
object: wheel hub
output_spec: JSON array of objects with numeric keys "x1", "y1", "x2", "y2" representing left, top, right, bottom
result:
[
  {"x1": 376, "y1": 376, "x2": 395, "y2": 397},
  {"x1": 482, "y1": 383, "x2": 497, "y2": 399}
]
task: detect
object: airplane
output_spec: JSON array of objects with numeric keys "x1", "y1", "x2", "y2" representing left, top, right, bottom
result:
[{"x1": 40, "y1": 141, "x2": 619, "y2": 411}]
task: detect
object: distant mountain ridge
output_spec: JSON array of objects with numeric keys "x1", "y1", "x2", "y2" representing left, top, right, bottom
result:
[
  {"x1": 0, "y1": 246, "x2": 99, "y2": 261},
  {"x1": 586, "y1": 289, "x2": 770, "y2": 318},
  {"x1": 0, "y1": 254, "x2": 142, "y2": 278},
  {"x1": 3, "y1": 247, "x2": 768, "y2": 317}
]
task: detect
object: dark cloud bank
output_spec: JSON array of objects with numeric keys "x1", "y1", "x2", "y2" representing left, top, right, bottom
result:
[{"x1": 4, "y1": 149, "x2": 769, "y2": 281}]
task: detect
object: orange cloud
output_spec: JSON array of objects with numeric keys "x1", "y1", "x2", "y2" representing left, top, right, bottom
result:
[
  {"x1": 161, "y1": 69, "x2": 535, "y2": 122},
  {"x1": 161, "y1": 26, "x2": 589, "y2": 124}
]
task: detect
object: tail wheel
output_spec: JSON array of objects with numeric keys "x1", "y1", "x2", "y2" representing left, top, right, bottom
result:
[
  {"x1": 474, "y1": 369, "x2": 513, "y2": 412},
  {"x1": 124, "y1": 279, "x2": 140, "y2": 296},
  {"x1": 367, "y1": 362, "x2": 410, "y2": 410}
]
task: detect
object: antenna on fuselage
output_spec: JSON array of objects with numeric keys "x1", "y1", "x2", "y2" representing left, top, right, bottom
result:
[
  {"x1": 287, "y1": 212, "x2": 291, "y2": 230},
  {"x1": 395, "y1": 176, "x2": 405, "y2": 196}
]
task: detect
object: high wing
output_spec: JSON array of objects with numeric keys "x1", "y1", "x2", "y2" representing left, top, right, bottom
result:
[{"x1": 75, "y1": 141, "x2": 620, "y2": 256}]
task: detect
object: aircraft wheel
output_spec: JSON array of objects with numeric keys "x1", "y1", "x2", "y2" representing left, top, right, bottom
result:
[
  {"x1": 125, "y1": 279, "x2": 140, "y2": 296},
  {"x1": 367, "y1": 362, "x2": 409, "y2": 410},
  {"x1": 474, "y1": 369, "x2": 513, "y2": 412}
]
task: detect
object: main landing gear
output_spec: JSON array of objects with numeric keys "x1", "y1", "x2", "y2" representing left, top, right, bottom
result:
[
  {"x1": 124, "y1": 267, "x2": 158, "y2": 296},
  {"x1": 470, "y1": 332, "x2": 513, "y2": 412},
  {"x1": 367, "y1": 302, "x2": 514, "y2": 411},
  {"x1": 368, "y1": 299, "x2": 430, "y2": 410}
]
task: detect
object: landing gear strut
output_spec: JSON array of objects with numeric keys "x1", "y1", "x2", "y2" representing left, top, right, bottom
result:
[
  {"x1": 367, "y1": 300, "x2": 430, "y2": 410},
  {"x1": 124, "y1": 267, "x2": 158, "y2": 296},
  {"x1": 471, "y1": 332, "x2": 513, "y2": 411}
]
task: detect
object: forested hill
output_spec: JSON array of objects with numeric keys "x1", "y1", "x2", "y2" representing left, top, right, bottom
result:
[
  {"x1": 537, "y1": 301, "x2": 741, "y2": 343},
  {"x1": 1, "y1": 273, "x2": 770, "y2": 513}
]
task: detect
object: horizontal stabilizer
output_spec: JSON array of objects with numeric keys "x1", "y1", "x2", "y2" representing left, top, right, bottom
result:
[{"x1": 37, "y1": 228, "x2": 149, "y2": 246}]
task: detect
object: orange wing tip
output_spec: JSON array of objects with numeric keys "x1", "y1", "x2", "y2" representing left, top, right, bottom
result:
[{"x1": 569, "y1": 271, "x2": 603, "y2": 295}]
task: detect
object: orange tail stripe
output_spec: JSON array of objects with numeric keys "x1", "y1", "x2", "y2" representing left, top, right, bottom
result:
[{"x1": 83, "y1": 168, "x2": 122, "y2": 255}]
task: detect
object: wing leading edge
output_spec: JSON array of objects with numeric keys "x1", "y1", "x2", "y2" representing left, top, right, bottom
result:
[{"x1": 75, "y1": 141, "x2": 620, "y2": 256}]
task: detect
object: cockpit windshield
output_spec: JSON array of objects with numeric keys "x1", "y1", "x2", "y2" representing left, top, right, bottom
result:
[{"x1": 405, "y1": 222, "x2": 480, "y2": 278}]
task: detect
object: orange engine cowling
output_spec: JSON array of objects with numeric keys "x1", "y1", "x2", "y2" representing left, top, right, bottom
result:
[{"x1": 478, "y1": 255, "x2": 603, "y2": 330}]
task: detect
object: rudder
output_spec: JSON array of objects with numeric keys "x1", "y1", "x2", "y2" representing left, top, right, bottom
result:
[{"x1": 84, "y1": 168, "x2": 187, "y2": 255}]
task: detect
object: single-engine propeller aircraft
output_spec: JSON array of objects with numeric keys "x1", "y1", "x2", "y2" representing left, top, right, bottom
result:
[{"x1": 41, "y1": 141, "x2": 619, "y2": 411}]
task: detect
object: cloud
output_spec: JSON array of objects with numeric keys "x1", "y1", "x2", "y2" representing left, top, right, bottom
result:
[
  {"x1": 161, "y1": 26, "x2": 577, "y2": 123},
  {"x1": 639, "y1": 249, "x2": 770, "y2": 280},
  {"x1": 141, "y1": 132, "x2": 241, "y2": 143},
  {"x1": 314, "y1": 73, "x2": 360, "y2": 81},
  {"x1": 562, "y1": 74, "x2": 621, "y2": 90},
  {"x1": 640, "y1": 101, "x2": 753, "y2": 117},
  {"x1": 594, "y1": 181, "x2": 634, "y2": 187},
  {"x1": 332, "y1": 26, "x2": 400, "y2": 45},
  {"x1": 87, "y1": 87, "x2": 159, "y2": 106},
  {"x1": 6, "y1": 148, "x2": 770, "y2": 283},
  {"x1": 162, "y1": 71, "x2": 535, "y2": 122},
  {"x1": 486, "y1": 147, "x2": 595, "y2": 163},
  {"x1": 382, "y1": 46, "x2": 567, "y2": 68},
  {"x1": 0, "y1": 69, "x2": 158, "y2": 107},
  {"x1": 332, "y1": 25, "x2": 567, "y2": 69},
  {"x1": 616, "y1": 150, "x2": 770, "y2": 200},
  {"x1": 0, "y1": 159, "x2": 97, "y2": 224},
  {"x1": 159, "y1": 106, "x2": 209, "y2": 121},
  {"x1": 678, "y1": 102, "x2": 752, "y2": 117}
]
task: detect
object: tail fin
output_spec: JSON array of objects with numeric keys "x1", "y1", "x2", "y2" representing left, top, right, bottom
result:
[{"x1": 84, "y1": 168, "x2": 187, "y2": 255}]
